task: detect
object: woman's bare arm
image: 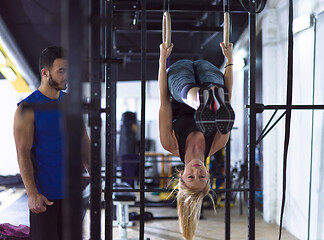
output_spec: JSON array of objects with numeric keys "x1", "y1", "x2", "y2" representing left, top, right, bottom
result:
[
  {"x1": 158, "y1": 43, "x2": 178, "y2": 154},
  {"x1": 220, "y1": 42, "x2": 234, "y2": 101},
  {"x1": 208, "y1": 132, "x2": 230, "y2": 156}
]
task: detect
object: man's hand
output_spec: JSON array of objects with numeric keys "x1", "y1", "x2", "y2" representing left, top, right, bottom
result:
[
  {"x1": 28, "y1": 192, "x2": 54, "y2": 214},
  {"x1": 159, "y1": 43, "x2": 174, "y2": 63}
]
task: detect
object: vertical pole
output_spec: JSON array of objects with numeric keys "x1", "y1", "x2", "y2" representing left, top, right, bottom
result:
[
  {"x1": 223, "y1": 1, "x2": 231, "y2": 239},
  {"x1": 248, "y1": 1, "x2": 256, "y2": 240},
  {"x1": 307, "y1": 14, "x2": 317, "y2": 240},
  {"x1": 89, "y1": 0, "x2": 102, "y2": 239},
  {"x1": 105, "y1": 0, "x2": 114, "y2": 239},
  {"x1": 225, "y1": 139, "x2": 231, "y2": 240},
  {"x1": 61, "y1": 0, "x2": 84, "y2": 239},
  {"x1": 140, "y1": 0, "x2": 147, "y2": 239}
]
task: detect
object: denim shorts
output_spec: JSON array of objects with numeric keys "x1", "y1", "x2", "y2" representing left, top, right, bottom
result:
[{"x1": 167, "y1": 59, "x2": 224, "y2": 103}]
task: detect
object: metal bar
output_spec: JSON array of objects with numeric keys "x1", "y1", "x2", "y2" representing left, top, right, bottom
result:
[
  {"x1": 112, "y1": 176, "x2": 226, "y2": 180},
  {"x1": 257, "y1": 109, "x2": 278, "y2": 140},
  {"x1": 225, "y1": 138, "x2": 231, "y2": 240},
  {"x1": 117, "y1": 160, "x2": 178, "y2": 163},
  {"x1": 139, "y1": 0, "x2": 147, "y2": 239},
  {"x1": 248, "y1": 1, "x2": 256, "y2": 239},
  {"x1": 307, "y1": 12, "x2": 317, "y2": 240},
  {"x1": 112, "y1": 176, "x2": 176, "y2": 180},
  {"x1": 224, "y1": 0, "x2": 231, "y2": 238},
  {"x1": 89, "y1": 0, "x2": 102, "y2": 238},
  {"x1": 115, "y1": 25, "x2": 223, "y2": 32},
  {"x1": 263, "y1": 105, "x2": 324, "y2": 110},
  {"x1": 246, "y1": 104, "x2": 324, "y2": 110},
  {"x1": 110, "y1": 187, "x2": 260, "y2": 193},
  {"x1": 113, "y1": 4, "x2": 248, "y2": 13},
  {"x1": 61, "y1": 0, "x2": 84, "y2": 239},
  {"x1": 105, "y1": 0, "x2": 114, "y2": 239},
  {"x1": 256, "y1": 111, "x2": 286, "y2": 146}
]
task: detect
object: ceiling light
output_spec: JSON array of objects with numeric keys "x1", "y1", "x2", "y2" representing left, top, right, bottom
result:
[
  {"x1": 0, "y1": 50, "x2": 6, "y2": 65},
  {"x1": 293, "y1": 14, "x2": 314, "y2": 34},
  {"x1": 1, "y1": 67, "x2": 17, "y2": 81}
]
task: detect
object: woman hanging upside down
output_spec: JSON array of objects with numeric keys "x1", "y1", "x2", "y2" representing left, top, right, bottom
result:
[{"x1": 158, "y1": 41, "x2": 234, "y2": 240}]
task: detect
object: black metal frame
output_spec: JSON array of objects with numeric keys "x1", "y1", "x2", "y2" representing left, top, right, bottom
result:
[
  {"x1": 89, "y1": 0, "x2": 102, "y2": 239},
  {"x1": 105, "y1": 0, "x2": 116, "y2": 239},
  {"x1": 248, "y1": 1, "x2": 257, "y2": 239},
  {"x1": 139, "y1": 0, "x2": 147, "y2": 239},
  {"x1": 57, "y1": 0, "x2": 289, "y2": 240}
]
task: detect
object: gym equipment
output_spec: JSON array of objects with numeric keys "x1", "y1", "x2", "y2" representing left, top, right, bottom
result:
[
  {"x1": 223, "y1": 12, "x2": 230, "y2": 47},
  {"x1": 162, "y1": 11, "x2": 171, "y2": 48},
  {"x1": 112, "y1": 182, "x2": 136, "y2": 240}
]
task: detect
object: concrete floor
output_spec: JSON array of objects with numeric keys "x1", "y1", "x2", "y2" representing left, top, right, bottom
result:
[
  {"x1": 83, "y1": 203, "x2": 298, "y2": 240},
  {"x1": 0, "y1": 188, "x2": 298, "y2": 240}
]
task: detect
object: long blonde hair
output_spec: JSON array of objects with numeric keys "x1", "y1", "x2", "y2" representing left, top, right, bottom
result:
[{"x1": 176, "y1": 178, "x2": 214, "y2": 240}]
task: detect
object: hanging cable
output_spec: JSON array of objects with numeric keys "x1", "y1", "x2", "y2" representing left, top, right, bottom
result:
[
  {"x1": 307, "y1": 13, "x2": 317, "y2": 240},
  {"x1": 279, "y1": 0, "x2": 293, "y2": 239}
]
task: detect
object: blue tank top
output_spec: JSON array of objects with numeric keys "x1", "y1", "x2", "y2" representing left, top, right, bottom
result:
[{"x1": 18, "y1": 90, "x2": 66, "y2": 200}]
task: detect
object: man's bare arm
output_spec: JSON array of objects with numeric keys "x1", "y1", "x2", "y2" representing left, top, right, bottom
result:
[{"x1": 13, "y1": 104, "x2": 53, "y2": 213}]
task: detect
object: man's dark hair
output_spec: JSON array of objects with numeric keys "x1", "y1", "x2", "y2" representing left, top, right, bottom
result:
[{"x1": 38, "y1": 46, "x2": 66, "y2": 76}]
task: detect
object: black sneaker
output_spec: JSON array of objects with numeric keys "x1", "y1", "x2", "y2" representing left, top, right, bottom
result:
[
  {"x1": 213, "y1": 84, "x2": 235, "y2": 134},
  {"x1": 194, "y1": 88, "x2": 216, "y2": 136}
]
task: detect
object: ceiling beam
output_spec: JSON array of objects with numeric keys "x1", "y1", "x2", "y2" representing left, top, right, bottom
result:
[{"x1": 0, "y1": 16, "x2": 38, "y2": 89}]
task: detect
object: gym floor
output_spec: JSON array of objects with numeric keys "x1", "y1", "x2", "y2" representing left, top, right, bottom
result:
[
  {"x1": 82, "y1": 194, "x2": 298, "y2": 240},
  {"x1": 0, "y1": 187, "x2": 297, "y2": 240},
  {"x1": 82, "y1": 206, "x2": 298, "y2": 240}
]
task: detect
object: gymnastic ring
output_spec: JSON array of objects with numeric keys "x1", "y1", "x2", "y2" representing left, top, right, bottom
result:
[
  {"x1": 162, "y1": 11, "x2": 171, "y2": 48},
  {"x1": 223, "y1": 12, "x2": 230, "y2": 47}
]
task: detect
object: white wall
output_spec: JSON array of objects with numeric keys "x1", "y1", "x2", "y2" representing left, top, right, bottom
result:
[
  {"x1": 258, "y1": 0, "x2": 324, "y2": 239},
  {"x1": 0, "y1": 81, "x2": 29, "y2": 175},
  {"x1": 116, "y1": 81, "x2": 166, "y2": 154},
  {"x1": 309, "y1": 9, "x2": 324, "y2": 240},
  {"x1": 83, "y1": 81, "x2": 169, "y2": 159}
]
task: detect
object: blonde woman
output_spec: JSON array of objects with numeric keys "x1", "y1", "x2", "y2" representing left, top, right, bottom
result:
[{"x1": 158, "y1": 42, "x2": 234, "y2": 240}]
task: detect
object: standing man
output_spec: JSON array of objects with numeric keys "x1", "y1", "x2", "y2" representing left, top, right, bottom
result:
[{"x1": 13, "y1": 46, "x2": 90, "y2": 240}]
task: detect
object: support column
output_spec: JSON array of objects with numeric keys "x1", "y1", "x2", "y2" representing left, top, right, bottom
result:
[
  {"x1": 89, "y1": 0, "x2": 102, "y2": 239},
  {"x1": 62, "y1": 0, "x2": 84, "y2": 239},
  {"x1": 105, "y1": 0, "x2": 115, "y2": 239},
  {"x1": 248, "y1": 1, "x2": 256, "y2": 239},
  {"x1": 139, "y1": 0, "x2": 147, "y2": 239},
  {"x1": 261, "y1": 8, "x2": 278, "y2": 224}
]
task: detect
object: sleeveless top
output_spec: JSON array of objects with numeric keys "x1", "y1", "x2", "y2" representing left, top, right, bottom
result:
[
  {"x1": 18, "y1": 90, "x2": 66, "y2": 200},
  {"x1": 171, "y1": 100, "x2": 216, "y2": 163}
]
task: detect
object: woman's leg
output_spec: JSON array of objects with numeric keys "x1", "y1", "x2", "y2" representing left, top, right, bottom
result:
[
  {"x1": 193, "y1": 59, "x2": 226, "y2": 109},
  {"x1": 194, "y1": 59, "x2": 235, "y2": 134},
  {"x1": 193, "y1": 59, "x2": 224, "y2": 86},
  {"x1": 167, "y1": 59, "x2": 200, "y2": 109}
]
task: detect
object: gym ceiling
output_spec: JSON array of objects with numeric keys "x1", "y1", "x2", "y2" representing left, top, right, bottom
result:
[{"x1": 0, "y1": 0, "x2": 253, "y2": 82}]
